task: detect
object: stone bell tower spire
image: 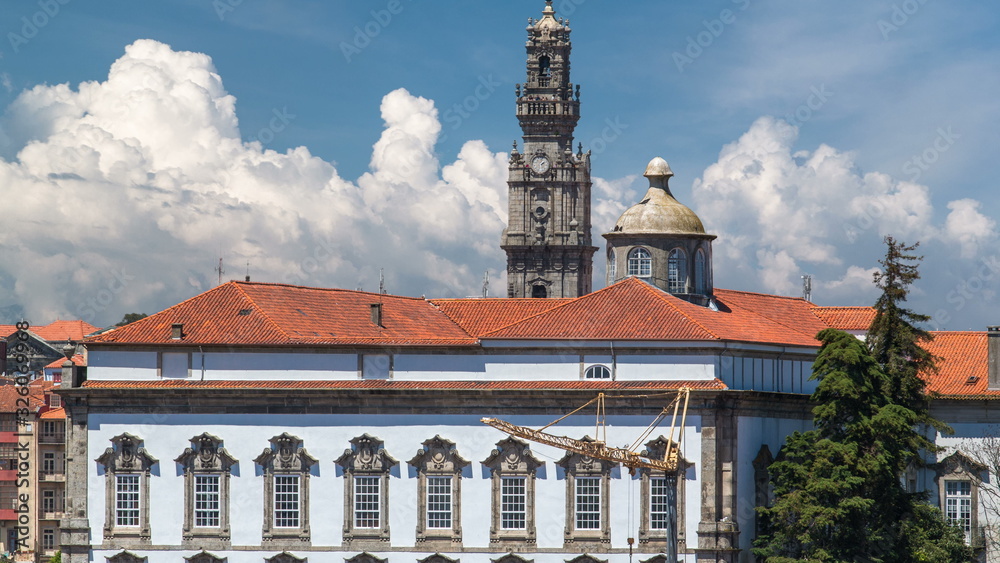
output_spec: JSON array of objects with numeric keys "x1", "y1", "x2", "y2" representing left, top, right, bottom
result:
[{"x1": 501, "y1": 0, "x2": 597, "y2": 299}]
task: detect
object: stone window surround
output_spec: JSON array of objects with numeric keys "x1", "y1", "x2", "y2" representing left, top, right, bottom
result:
[
  {"x1": 482, "y1": 437, "x2": 543, "y2": 548},
  {"x1": 935, "y1": 451, "x2": 986, "y2": 545},
  {"x1": 408, "y1": 435, "x2": 470, "y2": 547},
  {"x1": 254, "y1": 433, "x2": 317, "y2": 545},
  {"x1": 336, "y1": 434, "x2": 398, "y2": 548},
  {"x1": 667, "y1": 248, "x2": 688, "y2": 293},
  {"x1": 174, "y1": 433, "x2": 238, "y2": 549},
  {"x1": 638, "y1": 436, "x2": 692, "y2": 550},
  {"x1": 627, "y1": 247, "x2": 652, "y2": 278},
  {"x1": 557, "y1": 438, "x2": 615, "y2": 550},
  {"x1": 96, "y1": 433, "x2": 157, "y2": 547}
]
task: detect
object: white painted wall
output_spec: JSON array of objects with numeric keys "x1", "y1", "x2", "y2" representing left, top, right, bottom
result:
[
  {"x1": 735, "y1": 415, "x2": 813, "y2": 560},
  {"x1": 87, "y1": 413, "x2": 702, "y2": 556}
]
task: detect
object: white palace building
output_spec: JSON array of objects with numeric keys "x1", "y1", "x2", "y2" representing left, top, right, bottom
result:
[{"x1": 55, "y1": 2, "x2": 1000, "y2": 563}]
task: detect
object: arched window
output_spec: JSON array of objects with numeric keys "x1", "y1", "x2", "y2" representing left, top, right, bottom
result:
[
  {"x1": 532, "y1": 285, "x2": 547, "y2": 299},
  {"x1": 585, "y1": 365, "x2": 611, "y2": 380},
  {"x1": 694, "y1": 249, "x2": 707, "y2": 294},
  {"x1": 538, "y1": 56, "x2": 551, "y2": 77},
  {"x1": 668, "y1": 249, "x2": 687, "y2": 293},
  {"x1": 607, "y1": 251, "x2": 617, "y2": 282},
  {"x1": 628, "y1": 248, "x2": 652, "y2": 278}
]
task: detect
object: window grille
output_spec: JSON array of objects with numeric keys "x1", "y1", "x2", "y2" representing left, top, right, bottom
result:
[
  {"x1": 354, "y1": 476, "x2": 381, "y2": 528},
  {"x1": 575, "y1": 477, "x2": 601, "y2": 530},
  {"x1": 194, "y1": 475, "x2": 221, "y2": 527},
  {"x1": 115, "y1": 474, "x2": 141, "y2": 527},
  {"x1": 274, "y1": 475, "x2": 300, "y2": 528},
  {"x1": 426, "y1": 476, "x2": 452, "y2": 529},
  {"x1": 501, "y1": 477, "x2": 526, "y2": 530}
]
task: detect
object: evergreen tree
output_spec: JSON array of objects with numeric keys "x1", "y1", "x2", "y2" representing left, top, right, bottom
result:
[
  {"x1": 753, "y1": 329, "x2": 972, "y2": 562},
  {"x1": 116, "y1": 312, "x2": 148, "y2": 327},
  {"x1": 867, "y1": 236, "x2": 936, "y2": 410}
]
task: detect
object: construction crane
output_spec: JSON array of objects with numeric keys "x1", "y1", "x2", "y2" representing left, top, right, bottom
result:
[{"x1": 481, "y1": 388, "x2": 691, "y2": 562}]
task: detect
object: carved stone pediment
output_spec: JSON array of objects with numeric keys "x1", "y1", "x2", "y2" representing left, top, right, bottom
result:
[
  {"x1": 335, "y1": 434, "x2": 397, "y2": 473},
  {"x1": 566, "y1": 555, "x2": 607, "y2": 563},
  {"x1": 266, "y1": 553, "x2": 306, "y2": 563},
  {"x1": 96, "y1": 433, "x2": 157, "y2": 473},
  {"x1": 255, "y1": 433, "x2": 317, "y2": 473},
  {"x1": 419, "y1": 554, "x2": 459, "y2": 563},
  {"x1": 639, "y1": 436, "x2": 692, "y2": 475},
  {"x1": 408, "y1": 435, "x2": 470, "y2": 474},
  {"x1": 184, "y1": 551, "x2": 226, "y2": 563},
  {"x1": 752, "y1": 444, "x2": 773, "y2": 474},
  {"x1": 639, "y1": 555, "x2": 667, "y2": 563},
  {"x1": 482, "y1": 436, "x2": 543, "y2": 474},
  {"x1": 556, "y1": 436, "x2": 616, "y2": 474},
  {"x1": 492, "y1": 555, "x2": 534, "y2": 563},
  {"x1": 344, "y1": 553, "x2": 386, "y2": 563},
  {"x1": 175, "y1": 433, "x2": 237, "y2": 472},
  {"x1": 935, "y1": 450, "x2": 987, "y2": 479},
  {"x1": 106, "y1": 551, "x2": 147, "y2": 563}
]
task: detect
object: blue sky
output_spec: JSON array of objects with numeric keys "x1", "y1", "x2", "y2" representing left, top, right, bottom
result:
[{"x1": 1, "y1": 0, "x2": 998, "y2": 330}]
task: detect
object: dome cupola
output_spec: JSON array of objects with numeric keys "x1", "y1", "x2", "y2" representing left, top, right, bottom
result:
[{"x1": 603, "y1": 158, "x2": 717, "y2": 305}]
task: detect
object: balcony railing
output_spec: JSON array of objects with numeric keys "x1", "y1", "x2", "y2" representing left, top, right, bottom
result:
[
  {"x1": 39, "y1": 433, "x2": 65, "y2": 444},
  {"x1": 39, "y1": 470, "x2": 65, "y2": 482}
]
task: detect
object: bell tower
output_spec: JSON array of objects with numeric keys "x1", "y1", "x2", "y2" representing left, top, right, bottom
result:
[{"x1": 501, "y1": 0, "x2": 597, "y2": 299}]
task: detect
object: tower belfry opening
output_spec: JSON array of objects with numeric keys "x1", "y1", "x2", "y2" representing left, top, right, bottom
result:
[{"x1": 501, "y1": 0, "x2": 597, "y2": 298}]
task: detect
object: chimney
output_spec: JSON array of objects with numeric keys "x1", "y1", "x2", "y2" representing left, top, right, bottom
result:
[
  {"x1": 989, "y1": 326, "x2": 1000, "y2": 390},
  {"x1": 370, "y1": 304, "x2": 383, "y2": 328},
  {"x1": 171, "y1": 323, "x2": 184, "y2": 340}
]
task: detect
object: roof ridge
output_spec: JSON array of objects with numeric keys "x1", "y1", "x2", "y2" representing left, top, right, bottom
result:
[
  {"x1": 231, "y1": 283, "x2": 292, "y2": 341},
  {"x1": 636, "y1": 279, "x2": 720, "y2": 339},
  {"x1": 716, "y1": 287, "x2": 810, "y2": 302},
  {"x1": 477, "y1": 294, "x2": 587, "y2": 337},
  {"x1": 233, "y1": 280, "x2": 429, "y2": 302}
]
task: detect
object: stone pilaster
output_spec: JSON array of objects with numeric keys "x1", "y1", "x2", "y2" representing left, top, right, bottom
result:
[
  {"x1": 695, "y1": 397, "x2": 740, "y2": 563},
  {"x1": 58, "y1": 395, "x2": 90, "y2": 563}
]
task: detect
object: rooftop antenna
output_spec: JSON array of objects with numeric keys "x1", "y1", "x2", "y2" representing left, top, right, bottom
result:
[
  {"x1": 802, "y1": 274, "x2": 813, "y2": 302},
  {"x1": 215, "y1": 257, "x2": 225, "y2": 285},
  {"x1": 483, "y1": 271, "x2": 490, "y2": 298}
]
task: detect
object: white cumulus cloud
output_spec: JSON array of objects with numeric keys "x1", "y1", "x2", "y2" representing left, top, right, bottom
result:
[
  {"x1": 692, "y1": 116, "x2": 999, "y2": 320},
  {"x1": 0, "y1": 40, "x2": 510, "y2": 326}
]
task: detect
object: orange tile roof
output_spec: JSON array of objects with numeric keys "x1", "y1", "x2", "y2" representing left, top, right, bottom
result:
[
  {"x1": 32, "y1": 320, "x2": 100, "y2": 341},
  {"x1": 922, "y1": 331, "x2": 997, "y2": 398},
  {"x1": 88, "y1": 282, "x2": 477, "y2": 347},
  {"x1": 0, "y1": 380, "x2": 47, "y2": 411},
  {"x1": 812, "y1": 307, "x2": 876, "y2": 331},
  {"x1": 0, "y1": 326, "x2": 15, "y2": 338},
  {"x1": 44, "y1": 355, "x2": 85, "y2": 369},
  {"x1": 39, "y1": 407, "x2": 65, "y2": 420},
  {"x1": 431, "y1": 298, "x2": 572, "y2": 337},
  {"x1": 81, "y1": 379, "x2": 728, "y2": 391},
  {"x1": 481, "y1": 278, "x2": 823, "y2": 347}
]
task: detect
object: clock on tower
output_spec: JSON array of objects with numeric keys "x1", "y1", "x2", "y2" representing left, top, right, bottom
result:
[{"x1": 500, "y1": 0, "x2": 597, "y2": 299}]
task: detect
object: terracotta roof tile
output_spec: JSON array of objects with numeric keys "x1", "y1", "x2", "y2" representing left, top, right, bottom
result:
[
  {"x1": 31, "y1": 320, "x2": 100, "y2": 341},
  {"x1": 81, "y1": 379, "x2": 727, "y2": 391},
  {"x1": 45, "y1": 355, "x2": 85, "y2": 369},
  {"x1": 39, "y1": 407, "x2": 65, "y2": 419},
  {"x1": 481, "y1": 278, "x2": 823, "y2": 346},
  {"x1": 922, "y1": 331, "x2": 997, "y2": 398},
  {"x1": 812, "y1": 307, "x2": 876, "y2": 331},
  {"x1": 87, "y1": 282, "x2": 477, "y2": 347},
  {"x1": 431, "y1": 298, "x2": 572, "y2": 337},
  {"x1": 0, "y1": 380, "x2": 47, "y2": 411}
]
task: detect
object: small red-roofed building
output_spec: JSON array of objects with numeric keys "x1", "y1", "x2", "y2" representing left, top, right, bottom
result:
[{"x1": 0, "y1": 375, "x2": 66, "y2": 561}]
